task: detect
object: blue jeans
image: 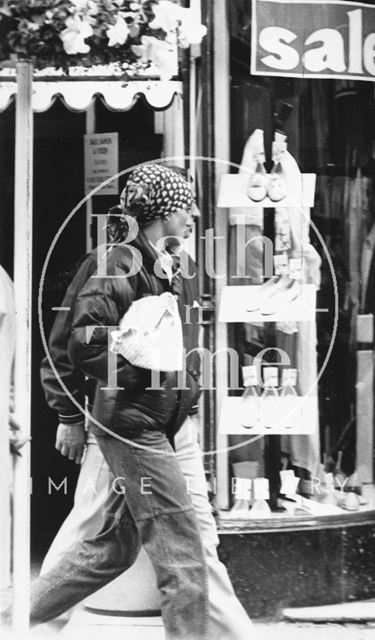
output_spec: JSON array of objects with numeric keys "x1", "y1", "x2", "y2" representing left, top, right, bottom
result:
[
  {"x1": 30, "y1": 428, "x2": 209, "y2": 640},
  {"x1": 41, "y1": 417, "x2": 254, "y2": 639}
]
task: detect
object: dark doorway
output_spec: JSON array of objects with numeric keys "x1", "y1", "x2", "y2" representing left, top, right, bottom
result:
[{"x1": 31, "y1": 96, "x2": 163, "y2": 559}]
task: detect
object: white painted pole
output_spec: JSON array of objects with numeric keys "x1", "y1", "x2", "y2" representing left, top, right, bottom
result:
[
  {"x1": 188, "y1": 0, "x2": 200, "y2": 188},
  {"x1": 12, "y1": 59, "x2": 33, "y2": 632},
  {"x1": 189, "y1": 56, "x2": 197, "y2": 183},
  {"x1": 213, "y1": 0, "x2": 230, "y2": 508}
]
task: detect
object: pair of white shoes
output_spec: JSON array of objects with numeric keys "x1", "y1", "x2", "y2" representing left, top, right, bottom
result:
[{"x1": 247, "y1": 275, "x2": 299, "y2": 315}]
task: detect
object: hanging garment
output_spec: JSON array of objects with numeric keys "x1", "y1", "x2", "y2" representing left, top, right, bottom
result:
[{"x1": 273, "y1": 151, "x2": 321, "y2": 476}]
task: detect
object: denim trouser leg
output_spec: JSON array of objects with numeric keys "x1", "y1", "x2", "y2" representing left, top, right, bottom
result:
[
  {"x1": 175, "y1": 417, "x2": 254, "y2": 640},
  {"x1": 96, "y1": 429, "x2": 209, "y2": 640},
  {"x1": 30, "y1": 428, "x2": 209, "y2": 640},
  {"x1": 40, "y1": 439, "x2": 112, "y2": 574},
  {"x1": 30, "y1": 493, "x2": 140, "y2": 624}
]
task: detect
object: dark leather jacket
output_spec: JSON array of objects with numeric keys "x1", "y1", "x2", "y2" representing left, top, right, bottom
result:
[{"x1": 40, "y1": 232, "x2": 201, "y2": 441}]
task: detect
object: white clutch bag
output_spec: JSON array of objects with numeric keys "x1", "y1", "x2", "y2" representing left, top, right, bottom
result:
[{"x1": 110, "y1": 291, "x2": 184, "y2": 371}]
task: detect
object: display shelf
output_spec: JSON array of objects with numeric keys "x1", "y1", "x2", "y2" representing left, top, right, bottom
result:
[
  {"x1": 217, "y1": 173, "x2": 316, "y2": 209},
  {"x1": 218, "y1": 284, "x2": 316, "y2": 323},
  {"x1": 219, "y1": 395, "x2": 317, "y2": 435}
]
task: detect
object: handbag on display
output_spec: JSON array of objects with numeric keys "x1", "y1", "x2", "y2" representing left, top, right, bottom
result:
[{"x1": 110, "y1": 291, "x2": 184, "y2": 371}]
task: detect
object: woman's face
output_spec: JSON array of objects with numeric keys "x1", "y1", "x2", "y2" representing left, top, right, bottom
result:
[{"x1": 164, "y1": 207, "x2": 195, "y2": 240}]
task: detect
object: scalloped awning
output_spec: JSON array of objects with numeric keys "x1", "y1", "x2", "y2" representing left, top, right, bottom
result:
[{"x1": 0, "y1": 79, "x2": 182, "y2": 113}]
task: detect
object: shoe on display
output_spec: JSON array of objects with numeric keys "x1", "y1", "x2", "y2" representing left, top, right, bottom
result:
[
  {"x1": 342, "y1": 491, "x2": 360, "y2": 512},
  {"x1": 248, "y1": 499, "x2": 272, "y2": 518},
  {"x1": 228, "y1": 499, "x2": 251, "y2": 519},
  {"x1": 268, "y1": 140, "x2": 288, "y2": 202},
  {"x1": 247, "y1": 167, "x2": 268, "y2": 202},
  {"x1": 268, "y1": 171, "x2": 287, "y2": 203},
  {"x1": 259, "y1": 383, "x2": 280, "y2": 429},
  {"x1": 345, "y1": 471, "x2": 362, "y2": 495},
  {"x1": 260, "y1": 278, "x2": 300, "y2": 316},
  {"x1": 294, "y1": 497, "x2": 315, "y2": 515},
  {"x1": 318, "y1": 473, "x2": 342, "y2": 507},
  {"x1": 246, "y1": 275, "x2": 284, "y2": 312},
  {"x1": 240, "y1": 365, "x2": 259, "y2": 428},
  {"x1": 280, "y1": 368, "x2": 298, "y2": 429},
  {"x1": 240, "y1": 386, "x2": 259, "y2": 428},
  {"x1": 246, "y1": 130, "x2": 268, "y2": 202}
]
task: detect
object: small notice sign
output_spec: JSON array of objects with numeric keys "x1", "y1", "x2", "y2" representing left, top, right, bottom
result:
[{"x1": 84, "y1": 132, "x2": 119, "y2": 195}]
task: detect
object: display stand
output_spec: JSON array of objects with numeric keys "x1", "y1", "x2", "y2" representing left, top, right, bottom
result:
[{"x1": 217, "y1": 144, "x2": 317, "y2": 514}]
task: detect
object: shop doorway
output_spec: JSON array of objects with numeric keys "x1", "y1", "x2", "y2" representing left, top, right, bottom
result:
[{"x1": 30, "y1": 97, "x2": 163, "y2": 560}]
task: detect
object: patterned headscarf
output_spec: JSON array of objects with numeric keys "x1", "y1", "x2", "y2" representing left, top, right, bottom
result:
[{"x1": 120, "y1": 164, "x2": 194, "y2": 226}]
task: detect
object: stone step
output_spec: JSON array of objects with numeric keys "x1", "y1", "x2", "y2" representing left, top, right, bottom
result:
[
  {"x1": 61, "y1": 607, "x2": 165, "y2": 640},
  {"x1": 283, "y1": 600, "x2": 375, "y2": 623}
]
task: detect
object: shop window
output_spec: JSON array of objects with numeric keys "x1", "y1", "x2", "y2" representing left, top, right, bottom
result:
[{"x1": 216, "y1": 2, "x2": 375, "y2": 524}]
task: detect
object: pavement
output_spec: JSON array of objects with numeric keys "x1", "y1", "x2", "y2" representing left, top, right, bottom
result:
[
  {"x1": 60, "y1": 615, "x2": 375, "y2": 640},
  {"x1": 2, "y1": 598, "x2": 375, "y2": 640},
  {"x1": 2, "y1": 608, "x2": 375, "y2": 640},
  {"x1": 26, "y1": 620, "x2": 375, "y2": 640}
]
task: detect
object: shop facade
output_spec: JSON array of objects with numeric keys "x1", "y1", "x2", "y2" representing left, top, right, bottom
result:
[{"x1": 1, "y1": 0, "x2": 375, "y2": 626}]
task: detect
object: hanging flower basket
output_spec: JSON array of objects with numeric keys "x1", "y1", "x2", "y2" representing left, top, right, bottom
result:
[{"x1": 0, "y1": 0, "x2": 206, "y2": 79}]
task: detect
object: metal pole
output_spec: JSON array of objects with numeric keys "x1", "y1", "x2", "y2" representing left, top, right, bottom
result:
[
  {"x1": 213, "y1": 0, "x2": 230, "y2": 508},
  {"x1": 12, "y1": 59, "x2": 33, "y2": 632}
]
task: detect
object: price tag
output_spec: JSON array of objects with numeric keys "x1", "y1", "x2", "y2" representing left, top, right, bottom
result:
[
  {"x1": 282, "y1": 368, "x2": 297, "y2": 387},
  {"x1": 253, "y1": 477, "x2": 270, "y2": 500},
  {"x1": 289, "y1": 258, "x2": 303, "y2": 281},
  {"x1": 274, "y1": 254, "x2": 289, "y2": 276},
  {"x1": 233, "y1": 478, "x2": 252, "y2": 500},
  {"x1": 242, "y1": 365, "x2": 258, "y2": 387},
  {"x1": 280, "y1": 470, "x2": 300, "y2": 497},
  {"x1": 263, "y1": 366, "x2": 278, "y2": 388}
]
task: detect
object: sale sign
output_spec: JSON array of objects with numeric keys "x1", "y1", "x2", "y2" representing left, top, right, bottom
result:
[{"x1": 251, "y1": 0, "x2": 375, "y2": 81}]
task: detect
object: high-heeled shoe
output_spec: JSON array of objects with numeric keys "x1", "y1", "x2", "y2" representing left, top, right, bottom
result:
[
  {"x1": 260, "y1": 278, "x2": 299, "y2": 316},
  {"x1": 240, "y1": 365, "x2": 259, "y2": 428},
  {"x1": 246, "y1": 275, "x2": 285, "y2": 312}
]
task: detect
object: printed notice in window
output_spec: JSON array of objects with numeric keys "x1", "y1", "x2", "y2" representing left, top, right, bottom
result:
[{"x1": 84, "y1": 132, "x2": 119, "y2": 195}]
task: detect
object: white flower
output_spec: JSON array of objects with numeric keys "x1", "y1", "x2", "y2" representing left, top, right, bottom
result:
[
  {"x1": 132, "y1": 35, "x2": 177, "y2": 80},
  {"x1": 71, "y1": 0, "x2": 85, "y2": 7},
  {"x1": 70, "y1": 0, "x2": 93, "y2": 12},
  {"x1": 60, "y1": 15, "x2": 93, "y2": 55},
  {"x1": 107, "y1": 16, "x2": 129, "y2": 47},
  {"x1": 148, "y1": 1, "x2": 182, "y2": 33},
  {"x1": 27, "y1": 21, "x2": 40, "y2": 32},
  {"x1": 70, "y1": 0, "x2": 98, "y2": 16},
  {"x1": 87, "y1": 1, "x2": 99, "y2": 15},
  {"x1": 178, "y1": 9, "x2": 207, "y2": 47}
]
